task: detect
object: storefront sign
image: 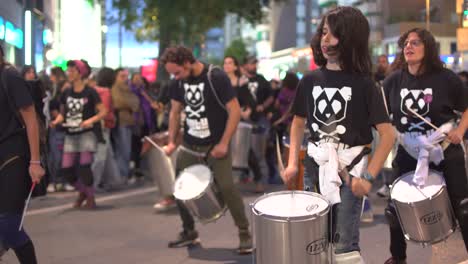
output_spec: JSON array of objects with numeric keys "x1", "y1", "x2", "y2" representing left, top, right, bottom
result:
[{"x1": 1, "y1": 17, "x2": 23, "y2": 49}]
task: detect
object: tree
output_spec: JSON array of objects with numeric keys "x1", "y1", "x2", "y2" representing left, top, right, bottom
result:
[
  {"x1": 224, "y1": 39, "x2": 248, "y2": 63},
  {"x1": 111, "y1": 0, "x2": 284, "y2": 81}
]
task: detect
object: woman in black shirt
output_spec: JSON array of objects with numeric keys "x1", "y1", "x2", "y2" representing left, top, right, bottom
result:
[
  {"x1": 383, "y1": 28, "x2": 468, "y2": 264},
  {"x1": 0, "y1": 45, "x2": 45, "y2": 263}
]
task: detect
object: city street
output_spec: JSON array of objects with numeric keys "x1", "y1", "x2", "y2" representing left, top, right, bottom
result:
[{"x1": 1, "y1": 180, "x2": 467, "y2": 264}]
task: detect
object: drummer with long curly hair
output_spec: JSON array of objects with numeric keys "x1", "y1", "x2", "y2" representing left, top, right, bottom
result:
[{"x1": 382, "y1": 28, "x2": 468, "y2": 264}]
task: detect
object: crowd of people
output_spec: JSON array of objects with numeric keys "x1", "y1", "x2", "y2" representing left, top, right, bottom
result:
[{"x1": 1, "y1": 5, "x2": 468, "y2": 264}]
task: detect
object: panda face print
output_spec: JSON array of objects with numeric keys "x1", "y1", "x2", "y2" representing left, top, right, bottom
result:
[
  {"x1": 312, "y1": 86, "x2": 352, "y2": 126},
  {"x1": 184, "y1": 83, "x2": 205, "y2": 108},
  {"x1": 67, "y1": 97, "x2": 84, "y2": 116},
  {"x1": 399, "y1": 88, "x2": 433, "y2": 130},
  {"x1": 310, "y1": 86, "x2": 352, "y2": 140},
  {"x1": 400, "y1": 88, "x2": 432, "y2": 116}
]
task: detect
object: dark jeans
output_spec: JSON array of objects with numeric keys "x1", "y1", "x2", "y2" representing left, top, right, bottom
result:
[
  {"x1": 387, "y1": 145, "x2": 468, "y2": 259},
  {"x1": 175, "y1": 143, "x2": 249, "y2": 232},
  {"x1": 0, "y1": 214, "x2": 30, "y2": 249}
]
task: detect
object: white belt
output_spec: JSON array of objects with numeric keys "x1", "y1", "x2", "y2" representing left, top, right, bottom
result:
[{"x1": 307, "y1": 142, "x2": 368, "y2": 205}]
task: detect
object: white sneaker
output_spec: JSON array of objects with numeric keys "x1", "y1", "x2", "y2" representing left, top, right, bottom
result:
[
  {"x1": 377, "y1": 185, "x2": 390, "y2": 198},
  {"x1": 64, "y1": 184, "x2": 75, "y2": 192},
  {"x1": 47, "y1": 184, "x2": 56, "y2": 193}
]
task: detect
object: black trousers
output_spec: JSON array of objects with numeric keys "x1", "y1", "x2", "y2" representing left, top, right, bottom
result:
[{"x1": 387, "y1": 144, "x2": 468, "y2": 259}]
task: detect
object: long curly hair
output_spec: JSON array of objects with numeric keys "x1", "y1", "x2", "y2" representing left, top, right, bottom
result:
[
  {"x1": 310, "y1": 6, "x2": 372, "y2": 75},
  {"x1": 392, "y1": 28, "x2": 444, "y2": 75}
]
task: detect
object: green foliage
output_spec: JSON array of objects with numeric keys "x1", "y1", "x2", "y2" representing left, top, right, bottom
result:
[{"x1": 224, "y1": 39, "x2": 248, "y2": 62}]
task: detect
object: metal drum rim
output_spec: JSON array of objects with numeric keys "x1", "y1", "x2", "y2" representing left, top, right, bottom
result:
[
  {"x1": 195, "y1": 205, "x2": 228, "y2": 224},
  {"x1": 251, "y1": 190, "x2": 330, "y2": 222},
  {"x1": 173, "y1": 164, "x2": 213, "y2": 201},
  {"x1": 404, "y1": 227, "x2": 456, "y2": 245}
]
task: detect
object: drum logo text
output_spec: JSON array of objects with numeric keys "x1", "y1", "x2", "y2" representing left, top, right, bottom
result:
[
  {"x1": 420, "y1": 210, "x2": 443, "y2": 225},
  {"x1": 306, "y1": 238, "x2": 328, "y2": 255}
]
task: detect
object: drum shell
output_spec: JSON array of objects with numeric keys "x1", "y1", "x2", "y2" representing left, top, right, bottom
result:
[
  {"x1": 146, "y1": 147, "x2": 177, "y2": 197},
  {"x1": 175, "y1": 166, "x2": 227, "y2": 223},
  {"x1": 252, "y1": 191, "x2": 329, "y2": 264},
  {"x1": 391, "y1": 174, "x2": 457, "y2": 244},
  {"x1": 231, "y1": 122, "x2": 252, "y2": 169}
]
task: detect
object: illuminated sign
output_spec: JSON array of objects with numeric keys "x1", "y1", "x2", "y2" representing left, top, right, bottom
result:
[
  {"x1": 3, "y1": 20, "x2": 23, "y2": 49},
  {"x1": 0, "y1": 16, "x2": 4, "y2": 40}
]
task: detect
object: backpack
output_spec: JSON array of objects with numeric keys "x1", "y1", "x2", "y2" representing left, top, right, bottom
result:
[{"x1": 0, "y1": 65, "x2": 49, "y2": 197}]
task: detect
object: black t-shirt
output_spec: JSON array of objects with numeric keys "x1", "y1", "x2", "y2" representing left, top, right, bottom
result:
[
  {"x1": 234, "y1": 81, "x2": 260, "y2": 122},
  {"x1": 60, "y1": 85, "x2": 101, "y2": 134},
  {"x1": 384, "y1": 68, "x2": 468, "y2": 136},
  {"x1": 247, "y1": 74, "x2": 272, "y2": 106},
  {"x1": 170, "y1": 64, "x2": 236, "y2": 145},
  {"x1": 292, "y1": 68, "x2": 390, "y2": 146},
  {"x1": 0, "y1": 66, "x2": 33, "y2": 144}
]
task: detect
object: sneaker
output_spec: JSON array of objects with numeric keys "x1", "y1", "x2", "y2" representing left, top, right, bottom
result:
[
  {"x1": 47, "y1": 184, "x2": 56, "y2": 193},
  {"x1": 153, "y1": 197, "x2": 176, "y2": 212},
  {"x1": 64, "y1": 183, "x2": 75, "y2": 192},
  {"x1": 168, "y1": 230, "x2": 200, "y2": 248},
  {"x1": 360, "y1": 197, "x2": 374, "y2": 223},
  {"x1": 377, "y1": 184, "x2": 390, "y2": 198},
  {"x1": 237, "y1": 229, "x2": 253, "y2": 255},
  {"x1": 384, "y1": 257, "x2": 407, "y2": 264}
]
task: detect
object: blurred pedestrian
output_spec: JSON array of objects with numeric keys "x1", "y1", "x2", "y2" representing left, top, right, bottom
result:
[
  {"x1": 47, "y1": 67, "x2": 73, "y2": 192},
  {"x1": 50, "y1": 60, "x2": 107, "y2": 209},
  {"x1": 243, "y1": 55, "x2": 274, "y2": 192},
  {"x1": 89, "y1": 68, "x2": 122, "y2": 190},
  {"x1": 111, "y1": 68, "x2": 140, "y2": 182},
  {"x1": 283, "y1": 6, "x2": 395, "y2": 262},
  {"x1": 0, "y1": 44, "x2": 45, "y2": 264},
  {"x1": 21, "y1": 65, "x2": 37, "y2": 81}
]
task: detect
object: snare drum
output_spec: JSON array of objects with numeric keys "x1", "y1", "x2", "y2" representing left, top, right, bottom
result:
[
  {"x1": 390, "y1": 170, "x2": 457, "y2": 244},
  {"x1": 252, "y1": 191, "x2": 330, "y2": 264},
  {"x1": 231, "y1": 122, "x2": 253, "y2": 169},
  {"x1": 173, "y1": 164, "x2": 227, "y2": 223}
]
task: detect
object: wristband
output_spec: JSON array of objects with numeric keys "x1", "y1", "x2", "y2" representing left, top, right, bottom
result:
[
  {"x1": 362, "y1": 171, "x2": 374, "y2": 184},
  {"x1": 30, "y1": 160, "x2": 41, "y2": 165}
]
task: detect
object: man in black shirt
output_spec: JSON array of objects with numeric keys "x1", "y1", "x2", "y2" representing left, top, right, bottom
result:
[
  {"x1": 243, "y1": 55, "x2": 274, "y2": 192},
  {"x1": 161, "y1": 46, "x2": 252, "y2": 254}
]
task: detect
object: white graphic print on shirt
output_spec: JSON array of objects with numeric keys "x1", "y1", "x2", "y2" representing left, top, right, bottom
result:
[
  {"x1": 399, "y1": 88, "x2": 433, "y2": 133},
  {"x1": 66, "y1": 97, "x2": 85, "y2": 132},
  {"x1": 248, "y1": 81, "x2": 258, "y2": 101},
  {"x1": 310, "y1": 86, "x2": 352, "y2": 142},
  {"x1": 184, "y1": 83, "x2": 210, "y2": 138}
]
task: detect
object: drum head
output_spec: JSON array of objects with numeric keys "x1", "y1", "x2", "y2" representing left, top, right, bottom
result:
[
  {"x1": 391, "y1": 170, "x2": 445, "y2": 203},
  {"x1": 253, "y1": 191, "x2": 329, "y2": 219},
  {"x1": 174, "y1": 164, "x2": 212, "y2": 200}
]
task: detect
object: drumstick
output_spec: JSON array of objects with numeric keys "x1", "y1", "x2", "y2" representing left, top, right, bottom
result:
[
  {"x1": 276, "y1": 134, "x2": 285, "y2": 174},
  {"x1": 19, "y1": 183, "x2": 35, "y2": 231},
  {"x1": 405, "y1": 102, "x2": 439, "y2": 131}
]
